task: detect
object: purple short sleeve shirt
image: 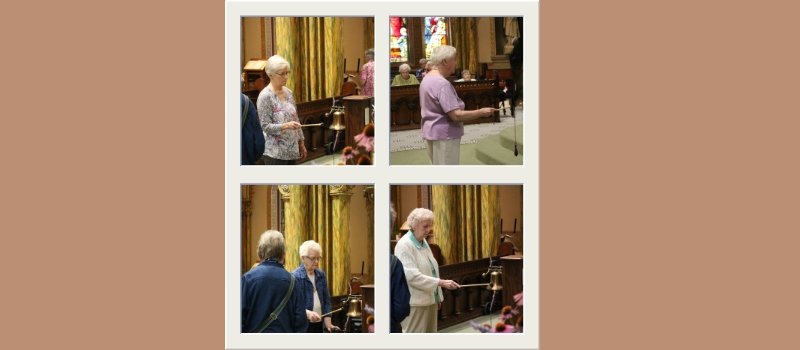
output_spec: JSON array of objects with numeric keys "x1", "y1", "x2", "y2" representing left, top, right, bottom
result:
[{"x1": 419, "y1": 75, "x2": 465, "y2": 140}]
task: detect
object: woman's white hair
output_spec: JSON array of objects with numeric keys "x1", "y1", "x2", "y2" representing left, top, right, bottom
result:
[
  {"x1": 266, "y1": 54, "x2": 290, "y2": 75},
  {"x1": 407, "y1": 208, "x2": 434, "y2": 230},
  {"x1": 257, "y1": 230, "x2": 285, "y2": 261},
  {"x1": 461, "y1": 69, "x2": 471, "y2": 77},
  {"x1": 299, "y1": 240, "x2": 322, "y2": 258},
  {"x1": 399, "y1": 63, "x2": 411, "y2": 72},
  {"x1": 429, "y1": 45, "x2": 457, "y2": 67},
  {"x1": 365, "y1": 48, "x2": 375, "y2": 61}
]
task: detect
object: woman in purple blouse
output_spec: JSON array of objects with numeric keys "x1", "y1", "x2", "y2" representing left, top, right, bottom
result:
[
  {"x1": 257, "y1": 55, "x2": 307, "y2": 165},
  {"x1": 418, "y1": 45, "x2": 494, "y2": 165}
]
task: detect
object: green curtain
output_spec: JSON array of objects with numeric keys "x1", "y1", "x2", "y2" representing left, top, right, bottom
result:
[
  {"x1": 431, "y1": 185, "x2": 500, "y2": 264},
  {"x1": 281, "y1": 185, "x2": 353, "y2": 297},
  {"x1": 274, "y1": 17, "x2": 344, "y2": 103},
  {"x1": 449, "y1": 17, "x2": 478, "y2": 76}
]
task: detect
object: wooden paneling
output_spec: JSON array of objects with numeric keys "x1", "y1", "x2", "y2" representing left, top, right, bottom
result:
[
  {"x1": 437, "y1": 257, "x2": 498, "y2": 330},
  {"x1": 390, "y1": 81, "x2": 500, "y2": 132}
]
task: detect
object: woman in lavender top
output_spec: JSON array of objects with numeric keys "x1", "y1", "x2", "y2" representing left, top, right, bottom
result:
[
  {"x1": 257, "y1": 55, "x2": 307, "y2": 165},
  {"x1": 418, "y1": 45, "x2": 494, "y2": 165}
]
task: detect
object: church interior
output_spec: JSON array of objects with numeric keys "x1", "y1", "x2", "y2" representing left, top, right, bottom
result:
[
  {"x1": 241, "y1": 185, "x2": 376, "y2": 332},
  {"x1": 391, "y1": 184, "x2": 524, "y2": 333},
  {"x1": 389, "y1": 17, "x2": 524, "y2": 165},
  {"x1": 241, "y1": 17, "x2": 375, "y2": 165}
]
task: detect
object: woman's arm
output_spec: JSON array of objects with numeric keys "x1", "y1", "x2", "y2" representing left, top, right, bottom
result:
[
  {"x1": 446, "y1": 107, "x2": 495, "y2": 122},
  {"x1": 395, "y1": 244, "x2": 440, "y2": 291}
]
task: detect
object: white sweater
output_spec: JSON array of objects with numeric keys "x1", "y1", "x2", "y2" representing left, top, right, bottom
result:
[{"x1": 394, "y1": 232, "x2": 444, "y2": 306}]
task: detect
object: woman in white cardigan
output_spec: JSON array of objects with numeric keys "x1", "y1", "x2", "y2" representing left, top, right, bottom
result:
[{"x1": 393, "y1": 208, "x2": 460, "y2": 332}]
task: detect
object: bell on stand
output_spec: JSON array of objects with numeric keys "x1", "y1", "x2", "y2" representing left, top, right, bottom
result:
[
  {"x1": 342, "y1": 276, "x2": 363, "y2": 333},
  {"x1": 457, "y1": 264, "x2": 504, "y2": 314},
  {"x1": 323, "y1": 98, "x2": 347, "y2": 159}
]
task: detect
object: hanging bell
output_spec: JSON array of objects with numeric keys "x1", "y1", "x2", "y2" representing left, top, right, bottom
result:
[
  {"x1": 488, "y1": 269, "x2": 503, "y2": 291},
  {"x1": 329, "y1": 110, "x2": 346, "y2": 131},
  {"x1": 346, "y1": 295, "x2": 362, "y2": 318}
]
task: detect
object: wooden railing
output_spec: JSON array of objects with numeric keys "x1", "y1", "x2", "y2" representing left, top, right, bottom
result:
[
  {"x1": 437, "y1": 257, "x2": 500, "y2": 331},
  {"x1": 390, "y1": 81, "x2": 500, "y2": 132}
]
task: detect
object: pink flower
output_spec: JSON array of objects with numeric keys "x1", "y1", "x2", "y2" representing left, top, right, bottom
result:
[
  {"x1": 513, "y1": 292, "x2": 523, "y2": 306},
  {"x1": 354, "y1": 124, "x2": 375, "y2": 153}
]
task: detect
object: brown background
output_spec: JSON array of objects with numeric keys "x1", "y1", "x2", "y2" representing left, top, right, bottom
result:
[{"x1": 3, "y1": 0, "x2": 799, "y2": 349}]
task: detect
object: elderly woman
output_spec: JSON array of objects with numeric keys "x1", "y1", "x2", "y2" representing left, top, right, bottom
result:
[
  {"x1": 358, "y1": 48, "x2": 375, "y2": 97},
  {"x1": 242, "y1": 230, "x2": 308, "y2": 333},
  {"x1": 257, "y1": 55, "x2": 307, "y2": 165},
  {"x1": 291, "y1": 240, "x2": 340, "y2": 333},
  {"x1": 415, "y1": 58, "x2": 428, "y2": 79},
  {"x1": 454, "y1": 69, "x2": 476, "y2": 82},
  {"x1": 392, "y1": 63, "x2": 420, "y2": 86},
  {"x1": 419, "y1": 45, "x2": 495, "y2": 165},
  {"x1": 393, "y1": 208, "x2": 460, "y2": 333}
]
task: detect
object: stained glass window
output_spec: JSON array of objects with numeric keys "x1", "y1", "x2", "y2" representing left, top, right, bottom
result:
[
  {"x1": 424, "y1": 17, "x2": 448, "y2": 59},
  {"x1": 389, "y1": 17, "x2": 408, "y2": 63}
]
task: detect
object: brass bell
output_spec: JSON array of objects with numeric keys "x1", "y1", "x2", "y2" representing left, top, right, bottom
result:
[
  {"x1": 488, "y1": 268, "x2": 503, "y2": 291},
  {"x1": 346, "y1": 295, "x2": 362, "y2": 318},
  {"x1": 329, "y1": 110, "x2": 346, "y2": 131}
]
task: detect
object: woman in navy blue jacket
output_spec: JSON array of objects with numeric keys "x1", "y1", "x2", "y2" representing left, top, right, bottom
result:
[{"x1": 292, "y1": 240, "x2": 341, "y2": 332}]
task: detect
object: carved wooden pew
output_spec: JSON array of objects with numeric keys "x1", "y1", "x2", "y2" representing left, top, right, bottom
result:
[
  {"x1": 437, "y1": 257, "x2": 499, "y2": 331},
  {"x1": 390, "y1": 80, "x2": 500, "y2": 132}
]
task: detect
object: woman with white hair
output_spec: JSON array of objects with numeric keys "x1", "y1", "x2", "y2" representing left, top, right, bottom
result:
[
  {"x1": 391, "y1": 63, "x2": 420, "y2": 86},
  {"x1": 291, "y1": 240, "x2": 340, "y2": 333},
  {"x1": 358, "y1": 48, "x2": 375, "y2": 97},
  {"x1": 454, "y1": 69, "x2": 476, "y2": 82},
  {"x1": 419, "y1": 45, "x2": 495, "y2": 165},
  {"x1": 393, "y1": 208, "x2": 460, "y2": 332},
  {"x1": 257, "y1": 54, "x2": 307, "y2": 165},
  {"x1": 241, "y1": 230, "x2": 308, "y2": 332}
]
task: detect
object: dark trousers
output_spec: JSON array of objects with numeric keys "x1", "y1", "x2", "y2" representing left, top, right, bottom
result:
[
  {"x1": 262, "y1": 155, "x2": 297, "y2": 165},
  {"x1": 307, "y1": 322, "x2": 323, "y2": 333}
]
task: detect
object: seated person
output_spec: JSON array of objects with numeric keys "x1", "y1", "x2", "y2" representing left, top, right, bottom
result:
[
  {"x1": 454, "y1": 69, "x2": 476, "y2": 82},
  {"x1": 391, "y1": 63, "x2": 420, "y2": 86}
]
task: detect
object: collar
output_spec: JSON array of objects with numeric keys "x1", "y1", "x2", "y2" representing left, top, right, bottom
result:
[{"x1": 405, "y1": 231, "x2": 428, "y2": 249}]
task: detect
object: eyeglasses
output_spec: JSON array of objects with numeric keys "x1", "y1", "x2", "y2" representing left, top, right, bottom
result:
[
  {"x1": 276, "y1": 71, "x2": 290, "y2": 77},
  {"x1": 304, "y1": 256, "x2": 322, "y2": 262}
]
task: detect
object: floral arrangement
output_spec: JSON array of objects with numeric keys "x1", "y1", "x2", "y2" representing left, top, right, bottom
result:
[
  {"x1": 470, "y1": 292, "x2": 523, "y2": 333},
  {"x1": 363, "y1": 304, "x2": 375, "y2": 333},
  {"x1": 339, "y1": 124, "x2": 374, "y2": 165}
]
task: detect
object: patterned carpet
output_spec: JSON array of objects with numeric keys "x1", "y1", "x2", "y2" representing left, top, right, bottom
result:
[{"x1": 391, "y1": 107, "x2": 523, "y2": 152}]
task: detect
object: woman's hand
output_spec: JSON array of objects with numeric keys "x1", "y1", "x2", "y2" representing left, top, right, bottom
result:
[
  {"x1": 306, "y1": 310, "x2": 321, "y2": 322},
  {"x1": 281, "y1": 121, "x2": 302, "y2": 130},
  {"x1": 478, "y1": 107, "x2": 495, "y2": 118},
  {"x1": 298, "y1": 142, "x2": 307, "y2": 160},
  {"x1": 324, "y1": 318, "x2": 340, "y2": 332},
  {"x1": 438, "y1": 279, "x2": 460, "y2": 290}
]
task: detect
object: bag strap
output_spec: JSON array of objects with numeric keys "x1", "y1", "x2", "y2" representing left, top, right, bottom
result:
[
  {"x1": 256, "y1": 274, "x2": 296, "y2": 333},
  {"x1": 391, "y1": 255, "x2": 398, "y2": 272},
  {"x1": 241, "y1": 94, "x2": 250, "y2": 130}
]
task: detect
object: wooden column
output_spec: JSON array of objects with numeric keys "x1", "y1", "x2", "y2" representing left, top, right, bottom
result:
[
  {"x1": 342, "y1": 95, "x2": 371, "y2": 148},
  {"x1": 364, "y1": 186, "x2": 375, "y2": 284},
  {"x1": 361, "y1": 284, "x2": 374, "y2": 333},
  {"x1": 280, "y1": 185, "x2": 308, "y2": 269},
  {"x1": 500, "y1": 254, "x2": 523, "y2": 309},
  {"x1": 329, "y1": 185, "x2": 354, "y2": 296}
]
